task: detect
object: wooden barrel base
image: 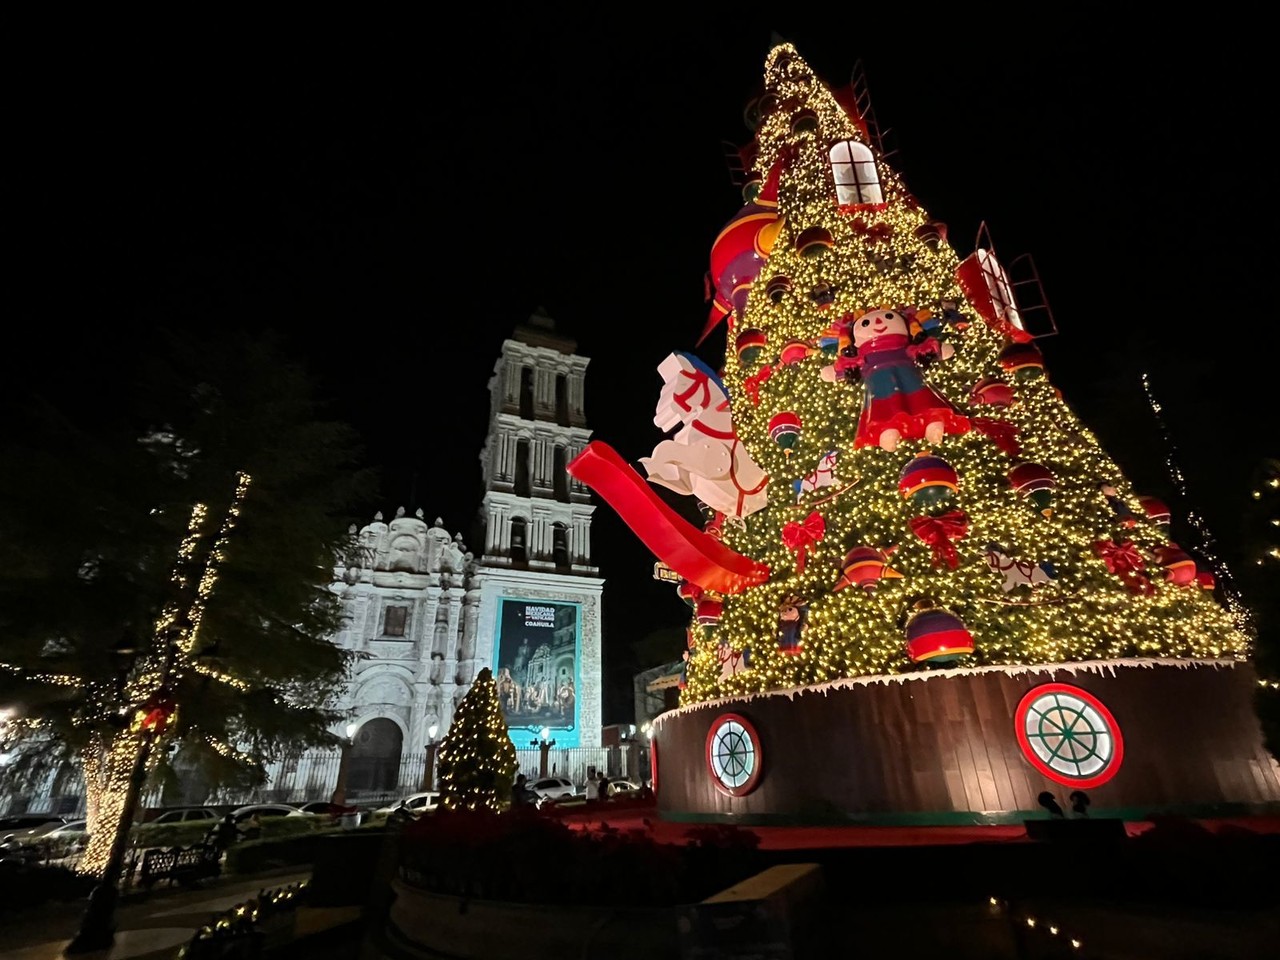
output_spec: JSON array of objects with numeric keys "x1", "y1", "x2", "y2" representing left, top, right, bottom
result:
[{"x1": 651, "y1": 659, "x2": 1280, "y2": 825}]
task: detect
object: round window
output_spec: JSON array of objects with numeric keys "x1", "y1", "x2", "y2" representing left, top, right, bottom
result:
[
  {"x1": 1015, "y1": 683, "x2": 1124, "y2": 789},
  {"x1": 705, "y1": 713, "x2": 763, "y2": 797}
]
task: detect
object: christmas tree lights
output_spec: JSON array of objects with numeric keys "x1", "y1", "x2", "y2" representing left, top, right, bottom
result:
[
  {"x1": 436, "y1": 667, "x2": 518, "y2": 812},
  {"x1": 678, "y1": 45, "x2": 1250, "y2": 705}
]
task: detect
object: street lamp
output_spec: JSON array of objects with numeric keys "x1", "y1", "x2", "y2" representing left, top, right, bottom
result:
[
  {"x1": 530, "y1": 726, "x2": 556, "y2": 779},
  {"x1": 421, "y1": 723, "x2": 440, "y2": 792},
  {"x1": 330, "y1": 721, "x2": 359, "y2": 807}
]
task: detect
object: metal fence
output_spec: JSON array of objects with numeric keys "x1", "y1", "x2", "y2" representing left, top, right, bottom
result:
[{"x1": 4, "y1": 744, "x2": 629, "y2": 815}]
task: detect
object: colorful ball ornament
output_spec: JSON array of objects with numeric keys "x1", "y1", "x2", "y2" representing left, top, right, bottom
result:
[
  {"x1": 998, "y1": 341, "x2": 1046, "y2": 381},
  {"x1": 970, "y1": 376, "x2": 1015, "y2": 408},
  {"x1": 832, "y1": 545, "x2": 903, "y2": 593},
  {"x1": 904, "y1": 602, "x2": 974, "y2": 665},
  {"x1": 735, "y1": 328, "x2": 767, "y2": 365},
  {"x1": 766, "y1": 275, "x2": 793, "y2": 304},
  {"x1": 1154, "y1": 543, "x2": 1197, "y2": 586},
  {"x1": 898, "y1": 451, "x2": 959, "y2": 510},
  {"x1": 794, "y1": 226, "x2": 834, "y2": 258},
  {"x1": 768, "y1": 411, "x2": 803, "y2": 458},
  {"x1": 1008, "y1": 460, "x2": 1056, "y2": 517},
  {"x1": 778, "y1": 339, "x2": 815, "y2": 366},
  {"x1": 1138, "y1": 495, "x2": 1171, "y2": 526}
]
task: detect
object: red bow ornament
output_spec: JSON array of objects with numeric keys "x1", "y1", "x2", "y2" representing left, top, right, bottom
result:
[
  {"x1": 743, "y1": 364, "x2": 774, "y2": 406},
  {"x1": 1092, "y1": 539, "x2": 1154, "y2": 595},
  {"x1": 909, "y1": 510, "x2": 969, "y2": 568},
  {"x1": 781, "y1": 511, "x2": 825, "y2": 574},
  {"x1": 971, "y1": 417, "x2": 1021, "y2": 456}
]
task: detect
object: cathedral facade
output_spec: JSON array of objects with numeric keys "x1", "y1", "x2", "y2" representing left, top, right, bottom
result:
[{"x1": 320, "y1": 312, "x2": 604, "y2": 798}]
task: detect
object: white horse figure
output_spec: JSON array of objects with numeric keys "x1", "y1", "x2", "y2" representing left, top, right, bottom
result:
[{"x1": 638, "y1": 352, "x2": 769, "y2": 522}]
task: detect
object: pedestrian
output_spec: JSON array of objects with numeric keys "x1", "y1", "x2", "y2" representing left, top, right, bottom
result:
[
  {"x1": 212, "y1": 814, "x2": 237, "y2": 852},
  {"x1": 511, "y1": 773, "x2": 532, "y2": 808},
  {"x1": 597, "y1": 773, "x2": 610, "y2": 801}
]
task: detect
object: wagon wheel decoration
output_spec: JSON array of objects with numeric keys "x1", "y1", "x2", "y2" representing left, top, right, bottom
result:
[
  {"x1": 1015, "y1": 683, "x2": 1124, "y2": 790},
  {"x1": 705, "y1": 713, "x2": 763, "y2": 797}
]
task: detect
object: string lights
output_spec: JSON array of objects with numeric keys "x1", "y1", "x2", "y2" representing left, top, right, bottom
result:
[{"x1": 680, "y1": 45, "x2": 1252, "y2": 704}]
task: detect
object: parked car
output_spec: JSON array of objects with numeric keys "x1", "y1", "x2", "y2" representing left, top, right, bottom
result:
[
  {"x1": 39, "y1": 819, "x2": 89, "y2": 853},
  {"x1": 373, "y1": 792, "x2": 440, "y2": 818},
  {"x1": 604, "y1": 779, "x2": 641, "y2": 797},
  {"x1": 0, "y1": 815, "x2": 68, "y2": 845},
  {"x1": 526, "y1": 777, "x2": 577, "y2": 806},
  {"x1": 229, "y1": 803, "x2": 303, "y2": 823},
  {"x1": 149, "y1": 807, "x2": 219, "y2": 824}
]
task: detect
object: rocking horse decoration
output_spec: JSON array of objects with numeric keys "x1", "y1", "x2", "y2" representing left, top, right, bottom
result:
[
  {"x1": 566, "y1": 352, "x2": 772, "y2": 596},
  {"x1": 638, "y1": 351, "x2": 769, "y2": 524}
]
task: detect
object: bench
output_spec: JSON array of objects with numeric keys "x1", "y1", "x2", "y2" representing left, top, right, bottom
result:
[{"x1": 139, "y1": 842, "x2": 222, "y2": 890}]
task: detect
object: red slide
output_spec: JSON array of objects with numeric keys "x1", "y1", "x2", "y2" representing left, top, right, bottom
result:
[{"x1": 567, "y1": 441, "x2": 771, "y2": 595}]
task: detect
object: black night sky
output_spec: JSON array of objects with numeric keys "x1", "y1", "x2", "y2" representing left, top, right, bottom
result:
[{"x1": 8, "y1": 21, "x2": 1276, "y2": 722}]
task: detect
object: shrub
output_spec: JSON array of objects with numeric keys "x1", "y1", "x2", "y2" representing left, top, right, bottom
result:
[
  {"x1": 0, "y1": 861, "x2": 95, "y2": 913},
  {"x1": 224, "y1": 834, "x2": 321, "y2": 874},
  {"x1": 398, "y1": 808, "x2": 762, "y2": 907}
]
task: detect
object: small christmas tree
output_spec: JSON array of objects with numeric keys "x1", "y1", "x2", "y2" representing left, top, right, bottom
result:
[{"x1": 436, "y1": 667, "x2": 518, "y2": 812}]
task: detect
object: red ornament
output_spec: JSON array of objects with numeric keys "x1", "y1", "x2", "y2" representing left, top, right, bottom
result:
[
  {"x1": 1138, "y1": 495, "x2": 1171, "y2": 526},
  {"x1": 904, "y1": 605, "x2": 974, "y2": 665},
  {"x1": 1154, "y1": 543, "x2": 1197, "y2": 586},
  {"x1": 832, "y1": 545, "x2": 902, "y2": 593},
  {"x1": 1008, "y1": 461, "x2": 1056, "y2": 517},
  {"x1": 970, "y1": 377, "x2": 1015, "y2": 408},
  {"x1": 778, "y1": 339, "x2": 816, "y2": 365},
  {"x1": 908, "y1": 511, "x2": 969, "y2": 569},
  {"x1": 1092, "y1": 539, "x2": 1154, "y2": 595},
  {"x1": 998, "y1": 341, "x2": 1046, "y2": 380},
  {"x1": 743, "y1": 365, "x2": 773, "y2": 406},
  {"x1": 768, "y1": 411, "x2": 803, "y2": 458},
  {"x1": 971, "y1": 417, "x2": 1021, "y2": 456},
  {"x1": 781, "y1": 511, "x2": 825, "y2": 574}
]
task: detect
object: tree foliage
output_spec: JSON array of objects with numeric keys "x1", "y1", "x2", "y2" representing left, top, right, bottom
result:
[{"x1": 0, "y1": 326, "x2": 375, "y2": 796}]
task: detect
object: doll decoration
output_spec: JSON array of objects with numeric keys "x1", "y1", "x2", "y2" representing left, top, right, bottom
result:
[
  {"x1": 1100, "y1": 483, "x2": 1139, "y2": 528},
  {"x1": 822, "y1": 307, "x2": 970, "y2": 452},
  {"x1": 775, "y1": 595, "x2": 809, "y2": 654}
]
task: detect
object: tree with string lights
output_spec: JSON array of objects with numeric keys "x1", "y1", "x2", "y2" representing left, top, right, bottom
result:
[
  {"x1": 436, "y1": 667, "x2": 518, "y2": 812},
  {"x1": 0, "y1": 329, "x2": 371, "y2": 949}
]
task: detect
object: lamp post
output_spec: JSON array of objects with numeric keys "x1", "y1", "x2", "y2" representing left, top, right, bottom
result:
[
  {"x1": 530, "y1": 726, "x2": 557, "y2": 779},
  {"x1": 421, "y1": 723, "x2": 440, "y2": 792},
  {"x1": 330, "y1": 722, "x2": 359, "y2": 807}
]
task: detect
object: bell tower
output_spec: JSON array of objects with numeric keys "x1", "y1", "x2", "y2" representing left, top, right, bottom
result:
[{"x1": 474, "y1": 308, "x2": 603, "y2": 749}]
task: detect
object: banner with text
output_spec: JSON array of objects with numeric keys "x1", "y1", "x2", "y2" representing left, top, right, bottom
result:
[{"x1": 493, "y1": 599, "x2": 581, "y2": 747}]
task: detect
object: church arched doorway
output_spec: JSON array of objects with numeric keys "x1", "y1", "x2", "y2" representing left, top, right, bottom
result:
[{"x1": 348, "y1": 718, "x2": 403, "y2": 799}]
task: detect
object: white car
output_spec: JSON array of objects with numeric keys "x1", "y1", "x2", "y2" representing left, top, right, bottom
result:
[
  {"x1": 230, "y1": 803, "x2": 304, "y2": 823},
  {"x1": 374, "y1": 792, "x2": 441, "y2": 817},
  {"x1": 604, "y1": 779, "x2": 641, "y2": 797},
  {"x1": 527, "y1": 777, "x2": 577, "y2": 806},
  {"x1": 150, "y1": 807, "x2": 218, "y2": 824}
]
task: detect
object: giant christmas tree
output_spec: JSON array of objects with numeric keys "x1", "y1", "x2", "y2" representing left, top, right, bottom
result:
[
  {"x1": 675, "y1": 44, "x2": 1248, "y2": 702},
  {"x1": 570, "y1": 43, "x2": 1276, "y2": 821}
]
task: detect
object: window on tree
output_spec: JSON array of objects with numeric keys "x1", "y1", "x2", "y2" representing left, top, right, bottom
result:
[
  {"x1": 519, "y1": 366, "x2": 534, "y2": 420},
  {"x1": 510, "y1": 517, "x2": 527, "y2": 563},
  {"x1": 515, "y1": 440, "x2": 531, "y2": 498},
  {"x1": 384, "y1": 605, "x2": 408, "y2": 638},
  {"x1": 829, "y1": 140, "x2": 883, "y2": 207},
  {"x1": 555, "y1": 374, "x2": 569, "y2": 426},
  {"x1": 554, "y1": 445, "x2": 569, "y2": 501},
  {"x1": 552, "y1": 522, "x2": 569, "y2": 568},
  {"x1": 975, "y1": 249, "x2": 1025, "y2": 333}
]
